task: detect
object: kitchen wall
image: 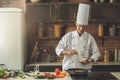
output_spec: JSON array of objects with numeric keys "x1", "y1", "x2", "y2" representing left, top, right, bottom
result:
[
  {"x1": 1, "y1": 0, "x2": 120, "y2": 63},
  {"x1": 0, "y1": 0, "x2": 25, "y2": 11},
  {"x1": 86, "y1": 23, "x2": 120, "y2": 61},
  {"x1": 40, "y1": 23, "x2": 120, "y2": 62}
]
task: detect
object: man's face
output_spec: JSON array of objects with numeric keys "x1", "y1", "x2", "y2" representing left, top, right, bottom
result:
[{"x1": 76, "y1": 23, "x2": 86, "y2": 34}]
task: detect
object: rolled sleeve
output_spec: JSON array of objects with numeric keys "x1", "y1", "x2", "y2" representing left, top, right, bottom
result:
[
  {"x1": 91, "y1": 52, "x2": 100, "y2": 62},
  {"x1": 90, "y1": 37, "x2": 100, "y2": 62},
  {"x1": 55, "y1": 37, "x2": 67, "y2": 56},
  {"x1": 56, "y1": 48, "x2": 64, "y2": 56}
]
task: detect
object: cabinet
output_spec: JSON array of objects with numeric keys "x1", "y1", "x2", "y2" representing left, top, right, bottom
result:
[
  {"x1": 24, "y1": 62, "x2": 120, "y2": 72},
  {"x1": 26, "y1": 2, "x2": 79, "y2": 63},
  {"x1": 89, "y1": 3, "x2": 120, "y2": 23},
  {"x1": 26, "y1": 2, "x2": 120, "y2": 64},
  {"x1": 25, "y1": 2, "x2": 78, "y2": 34},
  {"x1": 90, "y1": 3, "x2": 120, "y2": 47}
]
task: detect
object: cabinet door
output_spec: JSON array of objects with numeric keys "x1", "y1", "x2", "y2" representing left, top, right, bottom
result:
[
  {"x1": 90, "y1": 4, "x2": 120, "y2": 22},
  {"x1": 57, "y1": 3, "x2": 78, "y2": 21},
  {"x1": 26, "y1": 3, "x2": 52, "y2": 22}
]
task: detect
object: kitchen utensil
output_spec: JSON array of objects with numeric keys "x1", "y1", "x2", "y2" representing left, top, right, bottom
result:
[
  {"x1": 34, "y1": 65, "x2": 39, "y2": 74},
  {"x1": 30, "y1": 41, "x2": 39, "y2": 62},
  {"x1": 66, "y1": 68, "x2": 88, "y2": 77}
]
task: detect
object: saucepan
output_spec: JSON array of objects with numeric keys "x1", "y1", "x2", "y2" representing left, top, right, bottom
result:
[{"x1": 66, "y1": 68, "x2": 88, "y2": 77}]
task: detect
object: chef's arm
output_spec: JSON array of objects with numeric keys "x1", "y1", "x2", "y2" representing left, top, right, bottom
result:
[
  {"x1": 60, "y1": 50, "x2": 77, "y2": 56},
  {"x1": 60, "y1": 50, "x2": 70, "y2": 56}
]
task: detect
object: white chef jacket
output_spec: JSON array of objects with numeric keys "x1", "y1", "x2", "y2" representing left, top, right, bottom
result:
[{"x1": 55, "y1": 31, "x2": 100, "y2": 71}]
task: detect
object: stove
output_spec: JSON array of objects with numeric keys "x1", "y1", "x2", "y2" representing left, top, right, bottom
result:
[{"x1": 71, "y1": 72, "x2": 118, "y2": 80}]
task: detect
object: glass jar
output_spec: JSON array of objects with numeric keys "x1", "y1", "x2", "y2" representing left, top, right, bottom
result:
[
  {"x1": 34, "y1": 65, "x2": 39, "y2": 74},
  {"x1": 54, "y1": 24, "x2": 63, "y2": 38},
  {"x1": 109, "y1": 0, "x2": 114, "y2": 3}
]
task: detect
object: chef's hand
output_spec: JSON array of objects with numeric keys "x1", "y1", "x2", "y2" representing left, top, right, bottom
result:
[
  {"x1": 68, "y1": 50, "x2": 77, "y2": 55},
  {"x1": 86, "y1": 58, "x2": 94, "y2": 63},
  {"x1": 60, "y1": 50, "x2": 77, "y2": 56},
  {"x1": 79, "y1": 58, "x2": 94, "y2": 65},
  {"x1": 79, "y1": 59, "x2": 88, "y2": 65}
]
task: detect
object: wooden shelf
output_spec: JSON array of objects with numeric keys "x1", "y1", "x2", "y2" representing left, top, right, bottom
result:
[
  {"x1": 29, "y1": 37, "x2": 61, "y2": 40},
  {"x1": 97, "y1": 36, "x2": 120, "y2": 47},
  {"x1": 98, "y1": 36, "x2": 120, "y2": 38}
]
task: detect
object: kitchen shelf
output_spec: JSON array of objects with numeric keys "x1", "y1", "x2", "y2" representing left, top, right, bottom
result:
[
  {"x1": 26, "y1": 1, "x2": 120, "y2": 64},
  {"x1": 89, "y1": 2, "x2": 120, "y2": 5},
  {"x1": 29, "y1": 37, "x2": 61, "y2": 40},
  {"x1": 98, "y1": 36, "x2": 120, "y2": 47},
  {"x1": 98, "y1": 36, "x2": 120, "y2": 38},
  {"x1": 27, "y1": 2, "x2": 50, "y2": 5},
  {"x1": 31, "y1": 20, "x2": 76, "y2": 23}
]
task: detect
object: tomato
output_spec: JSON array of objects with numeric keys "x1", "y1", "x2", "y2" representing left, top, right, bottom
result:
[{"x1": 55, "y1": 68, "x2": 61, "y2": 75}]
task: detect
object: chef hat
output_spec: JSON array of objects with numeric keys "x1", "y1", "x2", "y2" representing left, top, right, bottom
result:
[{"x1": 76, "y1": 3, "x2": 90, "y2": 25}]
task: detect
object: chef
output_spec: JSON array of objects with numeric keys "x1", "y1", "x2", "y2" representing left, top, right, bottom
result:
[{"x1": 55, "y1": 3, "x2": 100, "y2": 71}]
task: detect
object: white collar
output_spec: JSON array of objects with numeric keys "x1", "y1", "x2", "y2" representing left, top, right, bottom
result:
[{"x1": 72, "y1": 31, "x2": 88, "y2": 39}]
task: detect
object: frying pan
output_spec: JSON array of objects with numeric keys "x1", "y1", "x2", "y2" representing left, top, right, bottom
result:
[{"x1": 66, "y1": 68, "x2": 88, "y2": 77}]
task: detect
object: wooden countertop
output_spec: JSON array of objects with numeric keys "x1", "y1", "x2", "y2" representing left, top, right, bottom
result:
[
  {"x1": 8, "y1": 72, "x2": 72, "y2": 80},
  {"x1": 26, "y1": 61, "x2": 120, "y2": 66},
  {"x1": 111, "y1": 72, "x2": 120, "y2": 79},
  {"x1": 7, "y1": 72, "x2": 120, "y2": 80}
]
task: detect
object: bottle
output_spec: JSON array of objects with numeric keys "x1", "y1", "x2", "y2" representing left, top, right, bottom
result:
[
  {"x1": 104, "y1": 50, "x2": 109, "y2": 62},
  {"x1": 114, "y1": 48, "x2": 118, "y2": 62},
  {"x1": 109, "y1": 24, "x2": 115, "y2": 36},
  {"x1": 118, "y1": 26, "x2": 120, "y2": 36},
  {"x1": 118, "y1": 49, "x2": 120, "y2": 62},
  {"x1": 94, "y1": 0, "x2": 99, "y2": 3},
  {"x1": 98, "y1": 24, "x2": 104, "y2": 37},
  {"x1": 100, "y1": 0, "x2": 104, "y2": 3},
  {"x1": 38, "y1": 23, "x2": 44, "y2": 37}
]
